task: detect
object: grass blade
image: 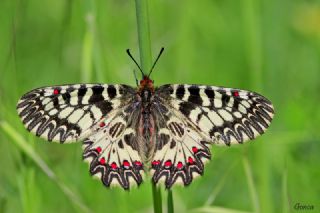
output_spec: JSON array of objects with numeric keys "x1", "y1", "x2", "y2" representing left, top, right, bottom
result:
[
  {"x1": 0, "y1": 121, "x2": 91, "y2": 213},
  {"x1": 167, "y1": 189, "x2": 174, "y2": 213},
  {"x1": 243, "y1": 156, "x2": 260, "y2": 213}
]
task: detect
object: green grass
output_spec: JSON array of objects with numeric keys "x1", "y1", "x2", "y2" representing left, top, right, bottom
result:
[{"x1": 1, "y1": 0, "x2": 320, "y2": 213}]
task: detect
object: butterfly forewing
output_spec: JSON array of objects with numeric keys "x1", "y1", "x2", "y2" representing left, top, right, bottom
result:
[
  {"x1": 16, "y1": 84, "x2": 135, "y2": 143},
  {"x1": 156, "y1": 84, "x2": 274, "y2": 145}
]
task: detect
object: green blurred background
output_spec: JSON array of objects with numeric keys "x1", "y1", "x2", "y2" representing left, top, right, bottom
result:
[{"x1": 1, "y1": 0, "x2": 320, "y2": 213}]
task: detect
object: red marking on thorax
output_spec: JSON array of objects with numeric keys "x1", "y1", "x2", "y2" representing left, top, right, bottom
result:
[{"x1": 138, "y1": 75, "x2": 154, "y2": 93}]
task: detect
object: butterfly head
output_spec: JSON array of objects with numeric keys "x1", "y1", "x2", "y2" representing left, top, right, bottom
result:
[
  {"x1": 139, "y1": 75, "x2": 154, "y2": 92},
  {"x1": 127, "y1": 48, "x2": 164, "y2": 90}
]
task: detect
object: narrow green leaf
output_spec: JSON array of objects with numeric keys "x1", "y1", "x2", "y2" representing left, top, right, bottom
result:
[
  {"x1": 0, "y1": 121, "x2": 91, "y2": 213},
  {"x1": 167, "y1": 189, "x2": 174, "y2": 213},
  {"x1": 243, "y1": 156, "x2": 260, "y2": 213}
]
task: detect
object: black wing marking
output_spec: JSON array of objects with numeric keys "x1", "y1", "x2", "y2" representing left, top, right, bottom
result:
[
  {"x1": 156, "y1": 84, "x2": 274, "y2": 145},
  {"x1": 17, "y1": 84, "x2": 135, "y2": 143},
  {"x1": 149, "y1": 84, "x2": 274, "y2": 188},
  {"x1": 82, "y1": 104, "x2": 144, "y2": 189},
  {"x1": 150, "y1": 104, "x2": 211, "y2": 188}
]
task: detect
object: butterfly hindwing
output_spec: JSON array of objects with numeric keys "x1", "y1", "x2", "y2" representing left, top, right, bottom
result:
[
  {"x1": 16, "y1": 84, "x2": 135, "y2": 143},
  {"x1": 82, "y1": 105, "x2": 144, "y2": 189},
  {"x1": 150, "y1": 109, "x2": 211, "y2": 188}
]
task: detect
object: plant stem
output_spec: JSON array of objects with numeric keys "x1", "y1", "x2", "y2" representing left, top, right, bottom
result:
[
  {"x1": 152, "y1": 184, "x2": 163, "y2": 213},
  {"x1": 135, "y1": 0, "x2": 152, "y2": 72},
  {"x1": 134, "y1": 1, "x2": 163, "y2": 213},
  {"x1": 81, "y1": 0, "x2": 95, "y2": 82},
  {"x1": 167, "y1": 189, "x2": 174, "y2": 213}
]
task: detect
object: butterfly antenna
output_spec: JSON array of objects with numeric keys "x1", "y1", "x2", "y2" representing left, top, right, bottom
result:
[
  {"x1": 126, "y1": 49, "x2": 144, "y2": 76},
  {"x1": 148, "y1": 47, "x2": 164, "y2": 77},
  {"x1": 133, "y1": 69, "x2": 139, "y2": 86}
]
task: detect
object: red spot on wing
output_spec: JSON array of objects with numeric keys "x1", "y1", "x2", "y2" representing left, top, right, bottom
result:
[
  {"x1": 188, "y1": 157, "x2": 194, "y2": 164},
  {"x1": 233, "y1": 91, "x2": 239, "y2": 97},
  {"x1": 99, "y1": 122, "x2": 105, "y2": 127},
  {"x1": 123, "y1": 160, "x2": 130, "y2": 168},
  {"x1": 53, "y1": 89, "x2": 59, "y2": 95},
  {"x1": 152, "y1": 160, "x2": 160, "y2": 166},
  {"x1": 96, "y1": 147, "x2": 102, "y2": 153},
  {"x1": 164, "y1": 160, "x2": 172, "y2": 168},
  {"x1": 111, "y1": 162, "x2": 118, "y2": 169},
  {"x1": 99, "y1": 157, "x2": 106, "y2": 165},
  {"x1": 192, "y1": 146, "x2": 198, "y2": 153},
  {"x1": 134, "y1": 161, "x2": 142, "y2": 167},
  {"x1": 177, "y1": 162, "x2": 183, "y2": 169}
]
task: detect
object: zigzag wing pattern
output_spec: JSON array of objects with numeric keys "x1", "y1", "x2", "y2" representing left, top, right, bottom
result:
[
  {"x1": 156, "y1": 84, "x2": 274, "y2": 146},
  {"x1": 150, "y1": 102, "x2": 212, "y2": 188},
  {"x1": 82, "y1": 108, "x2": 145, "y2": 189},
  {"x1": 16, "y1": 84, "x2": 135, "y2": 143},
  {"x1": 149, "y1": 84, "x2": 274, "y2": 188}
]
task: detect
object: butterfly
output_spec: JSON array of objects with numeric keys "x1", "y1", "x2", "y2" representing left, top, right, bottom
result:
[{"x1": 16, "y1": 48, "x2": 274, "y2": 189}]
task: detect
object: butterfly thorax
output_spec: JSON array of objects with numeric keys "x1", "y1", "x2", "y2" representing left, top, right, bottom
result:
[{"x1": 138, "y1": 75, "x2": 154, "y2": 93}]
